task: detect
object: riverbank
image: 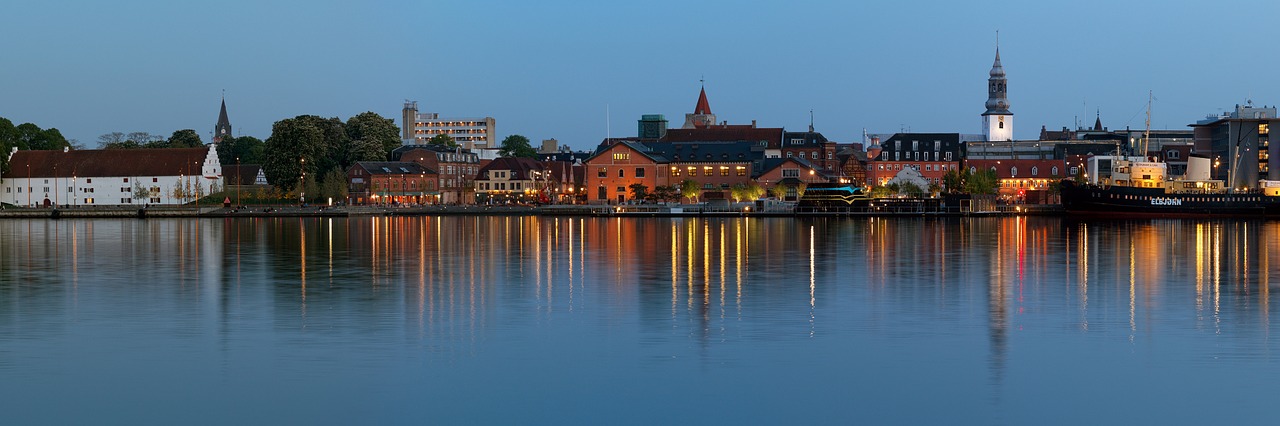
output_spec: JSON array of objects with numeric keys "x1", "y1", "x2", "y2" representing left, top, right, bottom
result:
[{"x1": 0, "y1": 203, "x2": 1063, "y2": 219}]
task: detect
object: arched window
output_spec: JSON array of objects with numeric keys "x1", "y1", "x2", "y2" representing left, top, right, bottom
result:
[
  {"x1": 970, "y1": 166, "x2": 977, "y2": 174},
  {"x1": 1052, "y1": 166, "x2": 1059, "y2": 176},
  {"x1": 1010, "y1": 166, "x2": 1018, "y2": 176},
  {"x1": 1031, "y1": 166, "x2": 1038, "y2": 176}
]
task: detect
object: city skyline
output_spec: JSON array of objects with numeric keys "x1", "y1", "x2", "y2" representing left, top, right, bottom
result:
[{"x1": 3, "y1": 0, "x2": 1277, "y2": 149}]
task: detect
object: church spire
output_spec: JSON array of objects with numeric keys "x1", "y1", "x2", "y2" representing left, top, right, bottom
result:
[
  {"x1": 215, "y1": 93, "x2": 232, "y2": 142},
  {"x1": 981, "y1": 38, "x2": 1013, "y2": 142},
  {"x1": 694, "y1": 86, "x2": 712, "y2": 115},
  {"x1": 1093, "y1": 109, "x2": 1103, "y2": 131}
]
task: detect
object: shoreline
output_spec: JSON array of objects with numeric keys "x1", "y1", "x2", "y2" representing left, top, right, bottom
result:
[{"x1": 0, "y1": 203, "x2": 1058, "y2": 219}]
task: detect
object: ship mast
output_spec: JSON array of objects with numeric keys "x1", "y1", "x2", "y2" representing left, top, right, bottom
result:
[{"x1": 1143, "y1": 91, "x2": 1152, "y2": 160}]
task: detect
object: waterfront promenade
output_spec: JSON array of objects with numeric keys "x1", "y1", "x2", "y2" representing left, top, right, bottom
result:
[{"x1": 0, "y1": 202, "x2": 1060, "y2": 218}]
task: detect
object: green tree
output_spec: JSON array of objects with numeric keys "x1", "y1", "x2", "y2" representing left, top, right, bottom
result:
[
  {"x1": 730, "y1": 183, "x2": 750, "y2": 202},
  {"x1": 869, "y1": 185, "x2": 895, "y2": 198},
  {"x1": 769, "y1": 184, "x2": 787, "y2": 200},
  {"x1": 628, "y1": 182, "x2": 648, "y2": 201},
  {"x1": 498, "y1": 134, "x2": 537, "y2": 158},
  {"x1": 796, "y1": 182, "x2": 808, "y2": 198},
  {"x1": 964, "y1": 169, "x2": 998, "y2": 195},
  {"x1": 0, "y1": 118, "x2": 13, "y2": 177},
  {"x1": 263, "y1": 116, "x2": 326, "y2": 192},
  {"x1": 427, "y1": 133, "x2": 457, "y2": 149},
  {"x1": 942, "y1": 170, "x2": 962, "y2": 194},
  {"x1": 345, "y1": 112, "x2": 400, "y2": 161},
  {"x1": 319, "y1": 167, "x2": 348, "y2": 203},
  {"x1": 928, "y1": 182, "x2": 942, "y2": 197},
  {"x1": 680, "y1": 179, "x2": 701, "y2": 203},
  {"x1": 217, "y1": 135, "x2": 267, "y2": 165},
  {"x1": 899, "y1": 182, "x2": 925, "y2": 197},
  {"x1": 746, "y1": 182, "x2": 766, "y2": 200},
  {"x1": 167, "y1": 129, "x2": 203, "y2": 148}
]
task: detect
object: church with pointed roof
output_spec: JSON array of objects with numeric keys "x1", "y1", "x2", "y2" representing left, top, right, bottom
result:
[
  {"x1": 214, "y1": 97, "x2": 232, "y2": 143},
  {"x1": 982, "y1": 47, "x2": 1013, "y2": 141},
  {"x1": 682, "y1": 87, "x2": 717, "y2": 129}
]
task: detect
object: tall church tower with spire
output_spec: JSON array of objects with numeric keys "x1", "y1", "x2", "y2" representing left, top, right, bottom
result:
[
  {"x1": 982, "y1": 46, "x2": 1013, "y2": 141},
  {"x1": 214, "y1": 96, "x2": 232, "y2": 143},
  {"x1": 682, "y1": 86, "x2": 716, "y2": 129}
]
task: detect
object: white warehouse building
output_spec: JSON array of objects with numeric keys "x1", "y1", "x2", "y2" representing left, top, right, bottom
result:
[{"x1": 2, "y1": 145, "x2": 222, "y2": 207}]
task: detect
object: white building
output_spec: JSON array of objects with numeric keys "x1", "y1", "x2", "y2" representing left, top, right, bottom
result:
[
  {"x1": 2, "y1": 145, "x2": 222, "y2": 207},
  {"x1": 401, "y1": 101, "x2": 496, "y2": 149},
  {"x1": 982, "y1": 47, "x2": 1014, "y2": 142}
]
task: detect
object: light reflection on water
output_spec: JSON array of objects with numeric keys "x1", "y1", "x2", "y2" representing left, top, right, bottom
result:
[{"x1": 2, "y1": 216, "x2": 1280, "y2": 424}]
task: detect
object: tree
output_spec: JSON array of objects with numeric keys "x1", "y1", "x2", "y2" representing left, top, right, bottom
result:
[
  {"x1": 680, "y1": 179, "x2": 701, "y2": 203},
  {"x1": 127, "y1": 132, "x2": 165, "y2": 148},
  {"x1": 796, "y1": 182, "x2": 808, "y2": 198},
  {"x1": 319, "y1": 167, "x2": 348, "y2": 203},
  {"x1": 263, "y1": 116, "x2": 325, "y2": 192},
  {"x1": 0, "y1": 118, "x2": 13, "y2": 177},
  {"x1": 427, "y1": 133, "x2": 457, "y2": 149},
  {"x1": 345, "y1": 112, "x2": 400, "y2": 161},
  {"x1": 498, "y1": 134, "x2": 537, "y2": 158},
  {"x1": 168, "y1": 129, "x2": 203, "y2": 148},
  {"x1": 942, "y1": 170, "x2": 963, "y2": 194},
  {"x1": 98, "y1": 132, "x2": 134, "y2": 149},
  {"x1": 899, "y1": 181, "x2": 925, "y2": 197},
  {"x1": 769, "y1": 184, "x2": 787, "y2": 200},
  {"x1": 628, "y1": 182, "x2": 648, "y2": 201},
  {"x1": 928, "y1": 182, "x2": 942, "y2": 197},
  {"x1": 217, "y1": 135, "x2": 266, "y2": 165},
  {"x1": 730, "y1": 183, "x2": 750, "y2": 202},
  {"x1": 746, "y1": 182, "x2": 766, "y2": 201},
  {"x1": 964, "y1": 169, "x2": 998, "y2": 195}
]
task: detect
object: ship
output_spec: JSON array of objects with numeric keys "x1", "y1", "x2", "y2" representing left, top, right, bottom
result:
[{"x1": 1059, "y1": 153, "x2": 1280, "y2": 217}]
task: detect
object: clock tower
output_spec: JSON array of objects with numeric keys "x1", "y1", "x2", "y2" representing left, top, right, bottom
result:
[
  {"x1": 214, "y1": 96, "x2": 232, "y2": 143},
  {"x1": 981, "y1": 47, "x2": 1013, "y2": 141}
]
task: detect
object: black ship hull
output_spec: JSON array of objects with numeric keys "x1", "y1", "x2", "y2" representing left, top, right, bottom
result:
[{"x1": 1059, "y1": 180, "x2": 1280, "y2": 217}]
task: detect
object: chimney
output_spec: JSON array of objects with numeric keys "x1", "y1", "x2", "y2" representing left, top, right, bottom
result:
[{"x1": 751, "y1": 120, "x2": 757, "y2": 128}]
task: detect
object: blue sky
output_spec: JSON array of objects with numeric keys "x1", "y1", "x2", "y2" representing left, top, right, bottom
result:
[{"x1": 2, "y1": 0, "x2": 1277, "y2": 150}]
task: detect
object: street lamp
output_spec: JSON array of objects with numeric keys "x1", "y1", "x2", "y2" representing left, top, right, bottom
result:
[
  {"x1": 299, "y1": 157, "x2": 306, "y2": 206},
  {"x1": 235, "y1": 156, "x2": 241, "y2": 208}
]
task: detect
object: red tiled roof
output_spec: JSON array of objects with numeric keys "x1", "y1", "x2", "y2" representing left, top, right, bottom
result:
[
  {"x1": 3, "y1": 148, "x2": 211, "y2": 179},
  {"x1": 694, "y1": 87, "x2": 712, "y2": 115}
]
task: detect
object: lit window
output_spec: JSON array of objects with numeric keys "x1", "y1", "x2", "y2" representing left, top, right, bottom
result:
[{"x1": 598, "y1": 167, "x2": 607, "y2": 178}]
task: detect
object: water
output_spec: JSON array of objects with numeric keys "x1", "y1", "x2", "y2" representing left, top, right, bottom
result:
[{"x1": 2, "y1": 216, "x2": 1279, "y2": 424}]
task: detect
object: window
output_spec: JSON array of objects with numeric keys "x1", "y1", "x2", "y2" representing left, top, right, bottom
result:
[
  {"x1": 87, "y1": 179, "x2": 92, "y2": 183},
  {"x1": 782, "y1": 169, "x2": 800, "y2": 178},
  {"x1": 971, "y1": 166, "x2": 978, "y2": 174},
  {"x1": 598, "y1": 167, "x2": 607, "y2": 178},
  {"x1": 1031, "y1": 166, "x2": 1038, "y2": 176},
  {"x1": 799, "y1": 152, "x2": 806, "y2": 159},
  {"x1": 616, "y1": 186, "x2": 625, "y2": 193},
  {"x1": 618, "y1": 168, "x2": 624, "y2": 178},
  {"x1": 613, "y1": 152, "x2": 630, "y2": 160},
  {"x1": 153, "y1": 178, "x2": 158, "y2": 183},
  {"x1": 687, "y1": 166, "x2": 697, "y2": 176},
  {"x1": 1052, "y1": 166, "x2": 1059, "y2": 176},
  {"x1": 787, "y1": 152, "x2": 793, "y2": 158},
  {"x1": 894, "y1": 152, "x2": 900, "y2": 161},
  {"x1": 635, "y1": 168, "x2": 645, "y2": 178},
  {"x1": 912, "y1": 141, "x2": 918, "y2": 151},
  {"x1": 124, "y1": 178, "x2": 129, "y2": 183},
  {"x1": 945, "y1": 152, "x2": 953, "y2": 161},
  {"x1": 1070, "y1": 167, "x2": 1079, "y2": 176},
  {"x1": 791, "y1": 138, "x2": 803, "y2": 145},
  {"x1": 720, "y1": 166, "x2": 729, "y2": 176},
  {"x1": 736, "y1": 166, "x2": 746, "y2": 176},
  {"x1": 703, "y1": 166, "x2": 713, "y2": 176},
  {"x1": 671, "y1": 166, "x2": 680, "y2": 177}
]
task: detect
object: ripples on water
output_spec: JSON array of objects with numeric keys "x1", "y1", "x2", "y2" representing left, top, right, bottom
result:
[{"x1": 1, "y1": 216, "x2": 1279, "y2": 424}]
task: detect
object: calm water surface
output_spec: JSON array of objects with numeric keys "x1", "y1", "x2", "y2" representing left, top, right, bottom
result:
[{"x1": 2, "y1": 216, "x2": 1279, "y2": 424}]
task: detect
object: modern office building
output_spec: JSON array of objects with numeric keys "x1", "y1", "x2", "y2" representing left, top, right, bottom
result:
[{"x1": 1191, "y1": 103, "x2": 1280, "y2": 188}]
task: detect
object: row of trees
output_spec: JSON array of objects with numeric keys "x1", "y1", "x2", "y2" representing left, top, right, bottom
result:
[
  {"x1": 0, "y1": 117, "x2": 73, "y2": 177},
  {"x1": 261, "y1": 112, "x2": 400, "y2": 194},
  {"x1": 622, "y1": 180, "x2": 806, "y2": 204},
  {"x1": 97, "y1": 130, "x2": 204, "y2": 150}
]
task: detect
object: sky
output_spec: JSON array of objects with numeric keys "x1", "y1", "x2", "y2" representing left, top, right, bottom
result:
[{"x1": 3, "y1": 0, "x2": 1279, "y2": 151}]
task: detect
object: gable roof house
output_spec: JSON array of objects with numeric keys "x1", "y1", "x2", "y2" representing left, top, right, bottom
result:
[{"x1": 2, "y1": 146, "x2": 221, "y2": 207}]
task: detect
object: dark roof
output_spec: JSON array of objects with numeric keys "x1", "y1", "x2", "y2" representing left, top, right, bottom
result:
[
  {"x1": 390, "y1": 144, "x2": 476, "y2": 160},
  {"x1": 753, "y1": 157, "x2": 828, "y2": 179},
  {"x1": 2, "y1": 147, "x2": 211, "y2": 178},
  {"x1": 353, "y1": 161, "x2": 435, "y2": 175},
  {"x1": 477, "y1": 157, "x2": 545, "y2": 180},
  {"x1": 222, "y1": 164, "x2": 262, "y2": 185},
  {"x1": 648, "y1": 141, "x2": 762, "y2": 163},
  {"x1": 782, "y1": 131, "x2": 830, "y2": 147},
  {"x1": 538, "y1": 151, "x2": 591, "y2": 163},
  {"x1": 660, "y1": 127, "x2": 783, "y2": 145},
  {"x1": 217, "y1": 98, "x2": 231, "y2": 129}
]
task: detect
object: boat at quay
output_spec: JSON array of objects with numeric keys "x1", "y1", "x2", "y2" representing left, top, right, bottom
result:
[{"x1": 1059, "y1": 154, "x2": 1280, "y2": 217}]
